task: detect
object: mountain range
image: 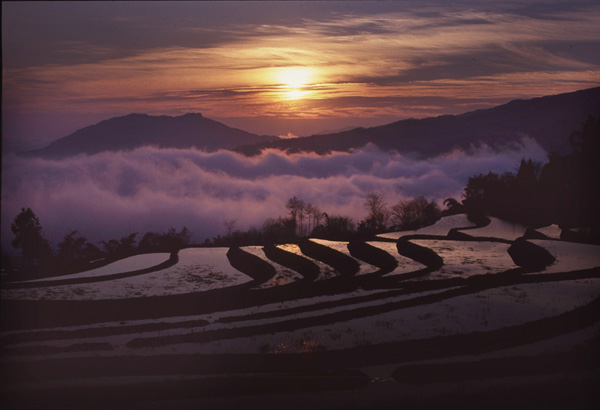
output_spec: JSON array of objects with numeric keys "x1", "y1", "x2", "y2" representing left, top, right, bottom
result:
[
  {"x1": 21, "y1": 113, "x2": 279, "y2": 159},
  {"x1": 237, "y1": 86, "x2": 600, "y2": 157},
  {"x1": 21, "y1": 87, "x2": 600, "y2": 160}
]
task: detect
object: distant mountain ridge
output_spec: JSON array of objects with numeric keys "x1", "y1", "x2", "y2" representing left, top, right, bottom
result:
[
  {"x1": 237, "y1": 86, "x2": 600, "y2": 157},
  {"x1": 21, "y1": 87, "x2": 600, "y2": 159},
  {"x1": 21, "y1": 113, "x2": 280, "y2": 159}
]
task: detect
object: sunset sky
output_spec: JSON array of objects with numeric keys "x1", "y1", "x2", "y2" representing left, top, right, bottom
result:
[{"x1": 3, "y1": 0, "x2": 600, "y2": 151}]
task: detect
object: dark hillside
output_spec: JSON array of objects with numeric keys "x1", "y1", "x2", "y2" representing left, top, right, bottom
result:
[
  {"x1": 237, "y1": 87, "x2": 600, "y2": 157},
  {"x1": 22, "y1": 113, "x2": 279, "y2": 159}
]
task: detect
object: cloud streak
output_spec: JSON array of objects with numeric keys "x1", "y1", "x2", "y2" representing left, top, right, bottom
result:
[{"x1": 1, "y1": 139, "x2": 548, "y2": 248}]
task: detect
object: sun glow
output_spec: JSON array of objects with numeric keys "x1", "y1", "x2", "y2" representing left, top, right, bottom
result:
[
  {"x1": 278, "y1": 67, "x2": 312, "y2": 88},
  {"x1": 276, "y1": 67, "x2": 314, "y2": 100},
  {"x1": 287, "y1": 89, "x2": 307, "y2": 99}
]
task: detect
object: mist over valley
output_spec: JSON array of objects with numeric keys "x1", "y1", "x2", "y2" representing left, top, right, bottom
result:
[{"x1": 6, "y1": 88, "x2": 592, "y2": 249}]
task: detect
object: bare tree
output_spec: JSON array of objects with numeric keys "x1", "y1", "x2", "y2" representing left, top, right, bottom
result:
[
  {"x1": 313, "y1": 214, "x2": 355, "y2": 240},
  {"x1": 364, "y1": 193, "x2": 389, "y2": 230},
  {"x1": 305, "y1": 203, "x2": 315, "y2": 235},
  {"x1": 297, "y1": 200, "x2": 306, "y2": 236},
  {"x1": 310, "y1": 204, "x2": 323, "y2": 234},
  {"x1": 391, "y1": 196, "x2": 441, "y2": 230},
  {"x1": 286, "y1": 196, "x2": 306, "y2": 236},
  {"x1": 223, "y1": 218, "x2": 237, "y2": 237}
]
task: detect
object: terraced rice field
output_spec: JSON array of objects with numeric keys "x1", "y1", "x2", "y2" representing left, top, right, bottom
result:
[
  {"x1": 2, "y1": 248, "x2": 250, "y2": 300},
  {"x1": 377, "y1": 213, "x2": 477, "y2": 239},
  {"x1": 455, "y1": 216, "x2": 528, "y2": 241},
  {"x1": 19, "y1": 253, "x2": 171, "y2": 283},
  {"x1": 1, "y1": 214, "x2": 599, "y2": 409}
]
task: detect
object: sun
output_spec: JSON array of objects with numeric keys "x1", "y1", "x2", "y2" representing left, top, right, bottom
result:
[
  {"x1": 287, "y1": 89, "x2": 307, "y2": 99},
  {"x1": 278, "y1": 67, "x2": 311, "y2": 88},
  {"x1": 276, "y1": 67, "x2": 314, "y2": 100}
]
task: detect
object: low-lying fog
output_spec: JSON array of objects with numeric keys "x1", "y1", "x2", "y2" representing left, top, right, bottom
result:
[{"x1": 1, "y1": 137, "x2": 547, "y2": 248}]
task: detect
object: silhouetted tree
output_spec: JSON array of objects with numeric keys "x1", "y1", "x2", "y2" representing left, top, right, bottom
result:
[
  {"x1": 10, "y1": 208, "x2": 53, "y2": 276},
  {"x1": 223, "y1": 219, "x2": 238, "y2": 238},
  {"x1": 570, "y1": 116, "x2": 600, "y2": 238},
  {"x1": 391, "y1": 197, "x2": 441, "y2": 230},
  {"x1": 313, "y1": 214, "x2": 356, "y2": 240},
  {"x1": 55, "y1": 231, "x2": 104, "y2": 273},
  {"x1": 137, "y1": 227, "x2": 191, "y2": 252},
  {"x1": 460, "y1": 116, "x2": 599, "y2": 241},
  {"x1": 286, "y1": 196, "x2": 303, "y2": 235},
  {"x1": 159, "y1": 227, "x2": 190, "y2": 251},
  {"x1": 306, "y1": 203, "x2": 324, "y2": 236},
  {"x1": 362, "y1": 193, "x2": 389, "y2": 231},
  {"x1": 305, "y1": 203, "x2": 315, "y2": 235},
  {"x1": 504, "y1": 158, "x2": 545, "y2": 223},
  {"x1": 297, "y1": 200, "x2": 306, "y2": 236},
  {"x1": 262, "y1": 217, "x2": 295, "y2": 244},
  {"x1": 515, "y1": 158, "x2": 542, "y2": 186},
  {"x1": 443, "y1": 198, "x2": 463, "y2": 214},
  {"x1": 101, "y1": 232, "x2": 138, "y2": 259},
  {"x1": 138, "y1": 232, "x2": 162, "y2": 252},
  {"x1": 286, "y1": 196, "x2": 321, "y2": 236},
  {"x1": 462, "y1": 171, "x2": 510, "y2": 215},
  {"x1": 569, "y1": 115, "x2": 599, "y2": 155}
]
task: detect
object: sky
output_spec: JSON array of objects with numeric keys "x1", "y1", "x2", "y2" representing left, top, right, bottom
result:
[
  {"x1": 1, "y1": 1, "x2": 600, "y2": 250},
  {"x1": 3, "y1": 0, "x2": 600, "y2": 151}
]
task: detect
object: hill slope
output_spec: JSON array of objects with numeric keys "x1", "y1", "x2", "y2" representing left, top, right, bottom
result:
[
  {"x1": 236, "y1": 87, "x2": 600, "y2": 157},
  {"x1": 20, "y1": 87, "x2": 600, "y2": 159},
  {"x1": 22, "y1": 113, "x2": 279, "y2": 159}
]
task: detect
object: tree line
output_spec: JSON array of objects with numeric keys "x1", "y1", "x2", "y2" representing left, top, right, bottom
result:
[
  {"x1": 5, "y1": 211, "x2": 191, "y2": 279},
  {"x1": 5, "y1": 191, "x2": 440, "y2": 279},
  {"x1": 448, "y1": 115, "x2": 599, "y2": 243},
  {"x1": 203, "y1": 116, "x2": 600, "y2": 247},
  {"x1": 208, "y1": 193, "x2": 442, "y2": 247}
]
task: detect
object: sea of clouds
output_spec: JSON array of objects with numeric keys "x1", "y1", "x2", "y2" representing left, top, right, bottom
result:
[{"x1": 1, "y1": 138, "x2": 548, "y2": 249}]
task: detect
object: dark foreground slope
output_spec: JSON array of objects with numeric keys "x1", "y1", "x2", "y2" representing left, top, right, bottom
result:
[
  {"x1": 237, "y1": 86, "x2": 600, "y2": 157},
  {"x1": 22, "y1": 113, "x2": 279, "y2": 159}
]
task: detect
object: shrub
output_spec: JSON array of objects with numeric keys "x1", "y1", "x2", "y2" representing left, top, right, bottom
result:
[{"x1": 391, "y1": 196, "x2": 441, "y2": 230}]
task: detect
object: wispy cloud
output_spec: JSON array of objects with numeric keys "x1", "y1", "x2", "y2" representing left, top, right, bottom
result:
[
  {"x1": 4, "y1": 3, "x2": 599, "y2": 114},
  {"x1": 2, "y1": 1, "x2": 599, "y2": 148}
]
